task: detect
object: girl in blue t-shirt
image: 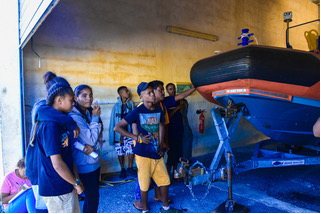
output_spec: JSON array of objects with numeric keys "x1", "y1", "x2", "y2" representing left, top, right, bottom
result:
[
  {"x1": 34, "y1": 74, "x2": 84, "y2": 213},
  {"x1": 69, "y1": 84, "x2": 103, "y2": 213},
  {"x1": 26, "y1": 71, "x2": 80, "y2": 213}
]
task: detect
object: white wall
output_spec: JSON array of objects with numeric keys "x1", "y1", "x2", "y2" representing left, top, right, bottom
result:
[{"x1": 0, "y1": 0, "x2": 23, "y2": 180}]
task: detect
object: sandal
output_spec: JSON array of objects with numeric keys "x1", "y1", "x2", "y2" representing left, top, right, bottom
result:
[{"x1": 133, "y1": 201, "x2": 143, "y2": 211}]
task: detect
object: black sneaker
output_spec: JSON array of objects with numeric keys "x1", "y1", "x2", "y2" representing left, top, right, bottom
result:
[
  {"x1": 127, "y1": 167, "x2": 137, "y2": 176},
  {"x1": 119, "y1": 168, "x2": 127, "y2": 178},
  {"x1": 160, "y1": 207, "x2": 183, "y2": 213}
]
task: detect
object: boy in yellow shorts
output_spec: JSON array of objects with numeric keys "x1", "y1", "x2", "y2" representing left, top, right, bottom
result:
[{"x1": 114, "y1": 82, "x2": 182, "y2": 213}]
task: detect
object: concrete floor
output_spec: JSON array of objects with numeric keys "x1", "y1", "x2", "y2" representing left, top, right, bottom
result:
[{"x1": 81, "y1": 142, "x2": 320, "y2": 213}]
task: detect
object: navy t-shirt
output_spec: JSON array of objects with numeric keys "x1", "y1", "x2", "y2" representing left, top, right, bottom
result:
[
  {"x1": 124, "y1": 104, "x2": 164, "y2": 159},
  {"x1": 163, "y1": 96, "x2": 176, "y2": 109},
  {"x1": 36, "y1": 121, "x2": 74, "y2": 196},
  {"x1": 26, "y1": 102, "x2": 77, "y2": 186},
  {"x1": 167, "y1": 100, "x2": 184, "y2": 139}
]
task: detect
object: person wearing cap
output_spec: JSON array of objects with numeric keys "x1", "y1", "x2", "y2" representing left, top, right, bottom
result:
[
  {"x1": 29, "y1": 72, "x2": 84, "y2": 213},
  {"x1": 133, "y1": 81, "x2": 172, "y2": 210},
  {"x1": 114, "y1": 82, "x2": 182, "y2": 213},
  {"x1": 133, "y1": 80, "x2": 195, "y2": 209}
]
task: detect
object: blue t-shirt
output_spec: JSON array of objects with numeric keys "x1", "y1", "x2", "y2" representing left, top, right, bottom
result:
[
  {"x1": 36, "y1": 121, "x2": 74, "y2": 196},
  {"x1": 26, "y1": 101, "x2": 77, "y2": 185},
  {"x1": 163, "y1": 96, "x2": 176, "y2": 109},
  {"x1": 124, "y1": 104, "x2": 165, "y2": 159},
  {"x1": 167, "y1": 100, "x2": 184, "y2": 139}
]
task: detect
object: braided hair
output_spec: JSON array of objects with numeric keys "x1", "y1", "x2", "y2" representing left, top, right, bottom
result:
[
  {"x1": 43, "y1": 71, "x2": 70, "y2": 92},
  {"x1": 43, "y1": 72, "x2": 73, "y2": 106},
  {"x1": 46, "y1": 82, "x2": 73, "y2": 106}
]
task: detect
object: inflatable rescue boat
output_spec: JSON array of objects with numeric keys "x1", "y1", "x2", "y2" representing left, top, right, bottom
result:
[{"x1": 190, "y1": 45, "x2": 320, "y2": 145}]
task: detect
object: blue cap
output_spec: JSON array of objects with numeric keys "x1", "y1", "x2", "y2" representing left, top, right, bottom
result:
[{"x1": 137, "y1": 82, "x2": 150, "y2": 96}]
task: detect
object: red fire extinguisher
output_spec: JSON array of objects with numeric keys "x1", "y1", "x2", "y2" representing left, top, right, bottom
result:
[{"x1": 196, "y1": 109, "x2": 205, "y2": 134}]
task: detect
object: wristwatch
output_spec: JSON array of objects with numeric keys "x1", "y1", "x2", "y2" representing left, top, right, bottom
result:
[{"x1": 73, "y1": 178, "x2": 80, "y2": 187}]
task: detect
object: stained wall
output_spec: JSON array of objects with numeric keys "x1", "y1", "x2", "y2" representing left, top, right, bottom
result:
[{"x1": 22, "y1": 0, "x2": 319, "y2": 173}]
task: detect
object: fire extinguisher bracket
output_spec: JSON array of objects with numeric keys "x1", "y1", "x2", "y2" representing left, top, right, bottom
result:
[{"x1": 196, "y1": 109, "x2": 205, "y2": 114}]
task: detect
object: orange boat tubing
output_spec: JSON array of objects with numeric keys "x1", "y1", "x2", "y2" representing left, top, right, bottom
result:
[{"x1": 196, "y1": 79, "x2": 320, "y2": 104}]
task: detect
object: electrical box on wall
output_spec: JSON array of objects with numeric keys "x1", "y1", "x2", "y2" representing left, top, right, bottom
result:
[{"x1": 176, "y1": 82, "x2": 193, "y2": 93}]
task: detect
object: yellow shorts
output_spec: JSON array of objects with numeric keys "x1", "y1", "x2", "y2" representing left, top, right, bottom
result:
[{"x1": 135, "y1": 155, "x2": 170, "y2": 191}]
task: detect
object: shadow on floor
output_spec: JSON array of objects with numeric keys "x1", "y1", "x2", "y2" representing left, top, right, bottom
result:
[{"x1": 80, "y1": 143, "x2": 320, "y2": 213}]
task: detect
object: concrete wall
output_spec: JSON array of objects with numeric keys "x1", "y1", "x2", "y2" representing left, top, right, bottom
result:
[
  {"x1": 0, "y1": 1, "x2": 23, "y2": 179},
  {"x1": 22, "y1": 0, "x2": 319, "y2": 173}
]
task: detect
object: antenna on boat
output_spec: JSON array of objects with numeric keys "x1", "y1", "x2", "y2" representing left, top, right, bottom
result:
[
  {"x1": 284, "y1": 11, "x2": 293, "y2": 49},
  {"x1": 284, "y1": 11, "x2": 320, "y2": 49}
]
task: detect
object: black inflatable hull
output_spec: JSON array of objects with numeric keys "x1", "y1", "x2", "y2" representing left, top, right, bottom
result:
[{"x1": 190, "y1": 45, "x2": 320, "y2": 88}]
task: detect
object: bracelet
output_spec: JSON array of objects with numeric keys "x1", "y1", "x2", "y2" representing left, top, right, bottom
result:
[
  {"x1": 136, "y1": 135, "x2": 142, "y2": 143},
  {"x1": 73, "y1": 178, "x2": 80, "y2": 187}
]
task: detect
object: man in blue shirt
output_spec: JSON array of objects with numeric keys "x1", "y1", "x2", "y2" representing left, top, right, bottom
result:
[
  {"x1": 165, "y1": 83, "x2": 195, "y2": 178},
  {"x1": 114, "y1": 82, "x2": 182, "y2": 213},
  {"x1": 150, "y1": 81, "x2": 196, "y2": 178}
]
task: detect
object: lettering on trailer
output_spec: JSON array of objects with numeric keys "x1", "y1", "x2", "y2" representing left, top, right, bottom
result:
[{"x1": 272, "y1": 160, "x2": 305, "y2": 166}]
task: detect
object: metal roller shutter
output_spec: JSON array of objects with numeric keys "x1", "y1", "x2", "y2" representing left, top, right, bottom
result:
[{"x1": 19, "y1": 0, "x2": 60, "y2": 48}]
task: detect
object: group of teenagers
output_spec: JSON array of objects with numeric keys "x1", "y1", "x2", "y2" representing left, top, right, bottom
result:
[{"x1": 0, "y1": 71, "x2": 195, "y2": 213}]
